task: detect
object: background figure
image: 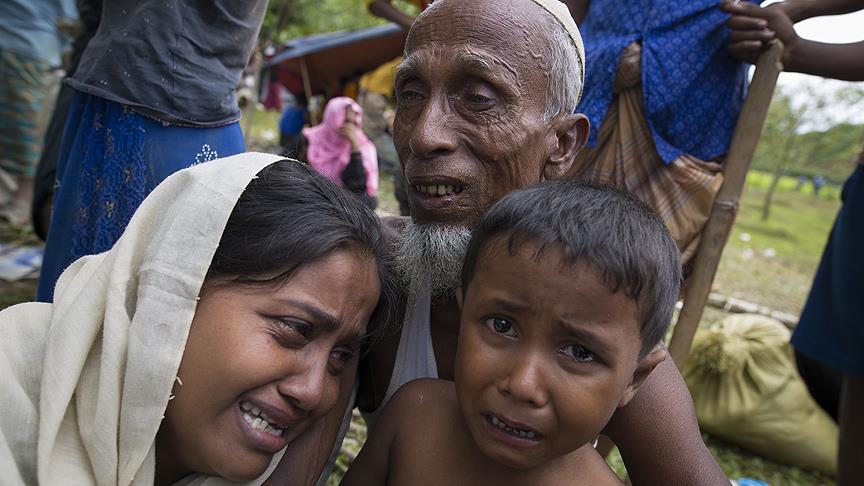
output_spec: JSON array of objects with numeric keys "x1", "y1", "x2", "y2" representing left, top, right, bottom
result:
[
  {"x1": 0, "y1": 0, "x2": 77, "y2": 226},
  {"x1": 279, "y1": 93, "x2": 308, "y2": 157},
  {"x1": 722, "y1": 1, "x2": 864, "y2": 484},
  {"x1": 31, "y1": 0, "x2": 102, "y2": 240},
  {"x1": 567, "y1": 0, "x2": 761, "y2": 265},
  {"x1": 358, "y1": 79, "x2": 408, "y2": 215},
  {"x1": 301, "y1": 97, "x2": 379, "y2": 209},
  {"x1": 812, "y1": 174, "x2": 825, "y2": 195},
  {"x1": 36, "y1": 0, "x2": 268, "y2": 302}
]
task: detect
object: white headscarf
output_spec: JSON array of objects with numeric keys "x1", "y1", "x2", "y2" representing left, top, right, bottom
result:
[{"x1": 0, "y1": 153, "x2": 289, "y2": 485}]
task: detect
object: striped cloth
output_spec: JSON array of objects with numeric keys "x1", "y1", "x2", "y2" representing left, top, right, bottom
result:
[
  {"x1": 567, "y1": 42, "x2": 724, "y2": 265},
  {"x1": 0, "y1": 49, "x2": 49, "y2": 176}
]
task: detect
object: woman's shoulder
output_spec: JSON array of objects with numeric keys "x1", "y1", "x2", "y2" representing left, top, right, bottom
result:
[{"x1": 1, "y1": 302, "x2": 52, "y2": 394}]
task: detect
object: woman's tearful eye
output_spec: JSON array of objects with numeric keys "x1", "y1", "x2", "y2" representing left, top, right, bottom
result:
[
  {"x1": 328, "y1": 348, "x2": 354, "y2": 375},
  {"x1": 484, "y1": 317, "x2": 517, "y2": 337},
  {"x1": 561, "y1": 344, "x2": 597, "y2": 363},
  {"x1": 265, "y1": 316, "x2": 311, "y2": 347}
]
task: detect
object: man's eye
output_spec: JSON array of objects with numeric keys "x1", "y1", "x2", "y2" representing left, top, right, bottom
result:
[
  {"x1": 561, "y1": 344, "x2": 596, "y2": 363},
  {"x1": 465, "y1": 93, "x2": 494, "y2": 105},
  {"x1": 398, "y1": 89, "x2": 424, "y2": 103},
  {"x1": 483, "y1": 317, "x2": 516, "y2": 337}
]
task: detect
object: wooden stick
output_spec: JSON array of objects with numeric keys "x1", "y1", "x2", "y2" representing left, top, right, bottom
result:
[
  {"x1": 668, "y1": 41, "x2": 785, "y2": 370},
  {"x1": 301, "y1": 58, "x2": 317, "y2": 125}
]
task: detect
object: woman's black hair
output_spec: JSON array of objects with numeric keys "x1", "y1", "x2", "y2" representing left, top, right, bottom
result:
[
  {"x1": 460, "y1": 180, "x2": 681, "y2": 359},
  {"x1": 207, "y1": 159, "x2": 399, "y2": 343}
]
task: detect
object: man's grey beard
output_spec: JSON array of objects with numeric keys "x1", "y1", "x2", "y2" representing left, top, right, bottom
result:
[{"x1": 393, "y1": 221, "x2": 472, "y2": 299}]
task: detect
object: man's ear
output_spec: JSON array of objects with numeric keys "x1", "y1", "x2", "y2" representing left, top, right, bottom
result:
[
  {"x1": 617, "y1": 345, "x2": 667, "y2": 408},
  {"x1": 542, "y1": 112, "x2": 589, "y2": 181}
]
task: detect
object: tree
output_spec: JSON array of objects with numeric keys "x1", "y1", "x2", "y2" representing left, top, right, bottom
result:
[
  {"x1": 259, "y1": 0, "x2": 421, "y2": 48},
  {"x1": 754, "y1": 83, "x2": 864, "y2": 220}
]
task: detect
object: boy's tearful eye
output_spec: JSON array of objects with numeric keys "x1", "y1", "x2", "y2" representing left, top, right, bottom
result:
[
  {"x1": 561, "y1": 343, "x2": 596, "y2": 363},
  {"x1": 484, "y1": 317, "x2": 517, "y2": 337}
]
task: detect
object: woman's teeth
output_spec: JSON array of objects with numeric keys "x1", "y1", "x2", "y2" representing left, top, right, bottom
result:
[
  {"x1": 240, "y1": 401, "x2": 284, "y2": 437},
  {"x1": 491, "y1": 415, "x2": 537, "y2": 439},
  {"x1": 414, "y1": 184, "x2": 463, "y2": 196}
]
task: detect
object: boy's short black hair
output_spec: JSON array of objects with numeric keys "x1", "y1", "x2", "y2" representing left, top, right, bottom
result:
[{"x1": 461, "y1": 180, "x2": 681, "y2": 358}]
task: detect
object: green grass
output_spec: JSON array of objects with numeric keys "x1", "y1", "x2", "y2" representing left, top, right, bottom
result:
[
  {"x1": 0, "y1": 224, "x2": 40, "y2": 309},
  {"x1": 713, "y1": 170, "x2": 841, "y2": 315}
]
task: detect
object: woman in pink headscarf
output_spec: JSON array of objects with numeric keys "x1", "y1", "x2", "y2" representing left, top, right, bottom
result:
[{"x1": 301, "y1": 97, "x2": 379, "y2": 208}]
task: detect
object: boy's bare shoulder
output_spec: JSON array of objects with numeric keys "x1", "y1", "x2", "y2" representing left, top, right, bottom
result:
[
  {"x1": 385, "y1": 379, "x2": 459, "y2": 438},
  {"x1": 389, "y1": 378, "x2": 457, "y2": 413}
]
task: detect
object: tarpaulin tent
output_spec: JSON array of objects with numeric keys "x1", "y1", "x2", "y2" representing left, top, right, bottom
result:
[{"x1": 264, "y1": 24, "x2": 407, "y2": 103}]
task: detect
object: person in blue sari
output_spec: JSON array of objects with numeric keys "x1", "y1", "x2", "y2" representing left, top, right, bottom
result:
[
  {"x1": 36, "y1": 0, "x2": 268, "y2": 301},
  {"x1": 565, "y1": 0, "x2": 762, "y2": 265}
]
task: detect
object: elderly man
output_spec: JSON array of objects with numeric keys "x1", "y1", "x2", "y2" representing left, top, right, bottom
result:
[
  {"x1": 272, "y1": 1, "x2": 729, "y2": 484},
  {"x1": 362, "y1": 0, "x2": 727, "y2": 484}
]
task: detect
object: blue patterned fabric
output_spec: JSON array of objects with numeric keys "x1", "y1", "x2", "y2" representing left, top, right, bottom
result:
[
  {"x1": 36, "y1": 91, "x2": 245, "y2": 301},
  {"x1": 577, "y1": 0, "x2": 761, "y2": 164}
]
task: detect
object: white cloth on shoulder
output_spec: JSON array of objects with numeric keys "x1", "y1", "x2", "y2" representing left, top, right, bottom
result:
[
  {"x1": 363, "y1": 276, "x2": 438, "y2": 430},
  {"x1": 0, "y1": 152, "x2": 286, "y2": 485}
]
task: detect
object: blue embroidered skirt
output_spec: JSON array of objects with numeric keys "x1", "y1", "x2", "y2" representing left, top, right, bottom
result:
[{"x1": 36, "y1": 91, "x2": 246, "y2": 301}]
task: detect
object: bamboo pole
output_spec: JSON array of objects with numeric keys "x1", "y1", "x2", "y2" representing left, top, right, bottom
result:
[
  {"x1": 300, "y1": 58, "x2": 317, "y2": 125},
  {"x1": 668, "y1": 41, "x2": 785, "y2": 370}
]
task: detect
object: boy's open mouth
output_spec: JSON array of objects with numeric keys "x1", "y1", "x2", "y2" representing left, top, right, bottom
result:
[{"x1": 486, "y1": 414, "x2": 541, "y2": 440}]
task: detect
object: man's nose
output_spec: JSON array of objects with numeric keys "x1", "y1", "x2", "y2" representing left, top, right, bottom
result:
[
  {"x1": 276, "y1": 353, "x2": 333, "y2": 414},
  {"x1": 497, "y1": 351, "x2": 550, "y2": 408},
  {"x1": 408, "y1": 95, "x2": 458, "y2": 157}
]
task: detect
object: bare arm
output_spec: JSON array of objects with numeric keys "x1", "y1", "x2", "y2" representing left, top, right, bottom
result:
[
  {"x1": 782, "y1": 40, "x2": 864, "y2": 81},
  {"x1": 604, "y1": 348, "x2": 728, "y2": 486},
  {"x1": 778, "y1": 0, "x2": 864, "y2": 22},
  {"x1": 721, "y1": 0, "x2": 864, "y2": 81},
  {"x1": 340, "y1": 381, "x2": 421, "y2": 486},
  {"x1": 368, "y1": 0, "x2": 416, "y2": 30}
]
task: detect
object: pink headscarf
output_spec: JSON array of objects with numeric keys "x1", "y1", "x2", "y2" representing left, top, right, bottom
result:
[{"x1": 302, "y1": 97, "x2": 379, "y2": 197}]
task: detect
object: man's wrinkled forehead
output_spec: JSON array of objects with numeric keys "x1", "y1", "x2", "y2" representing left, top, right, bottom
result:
[
  {"x1": 397, "y1": 44, "x2": 522, "y2": 93},
  {"x1": 403, "y1": 0, "x2": 550, "y2": 81}
]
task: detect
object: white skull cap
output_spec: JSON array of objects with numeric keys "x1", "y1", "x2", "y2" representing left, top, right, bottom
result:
[{"x1": 528, "y1": 0, "x2": 586, "y2": 99}]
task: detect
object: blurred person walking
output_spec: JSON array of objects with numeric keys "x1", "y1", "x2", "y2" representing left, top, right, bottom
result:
[
  {"x1": 31, "y1": 0, "x2": 102, "y2": 240},
  {"x1": 0, "y1": 0, "x2": 77, "y2": 226}
]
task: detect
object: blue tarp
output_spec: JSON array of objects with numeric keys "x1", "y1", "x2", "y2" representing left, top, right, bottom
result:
[{"x1": 265, "y1": 24, "x2": 405, "y2": 68}]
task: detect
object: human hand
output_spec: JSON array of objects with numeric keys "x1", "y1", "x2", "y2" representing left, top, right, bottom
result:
[
  {"x1": 720, "y1": 1, "x2": 799, "y2": 65},
  {"x1": 340, "y1": 122, "x2": 361, "y2": 150}
]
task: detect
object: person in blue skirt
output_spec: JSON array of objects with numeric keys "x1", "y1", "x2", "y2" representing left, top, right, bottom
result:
[{"x1": 36, "y1": 0, "x2": 269, "y2": 301}]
